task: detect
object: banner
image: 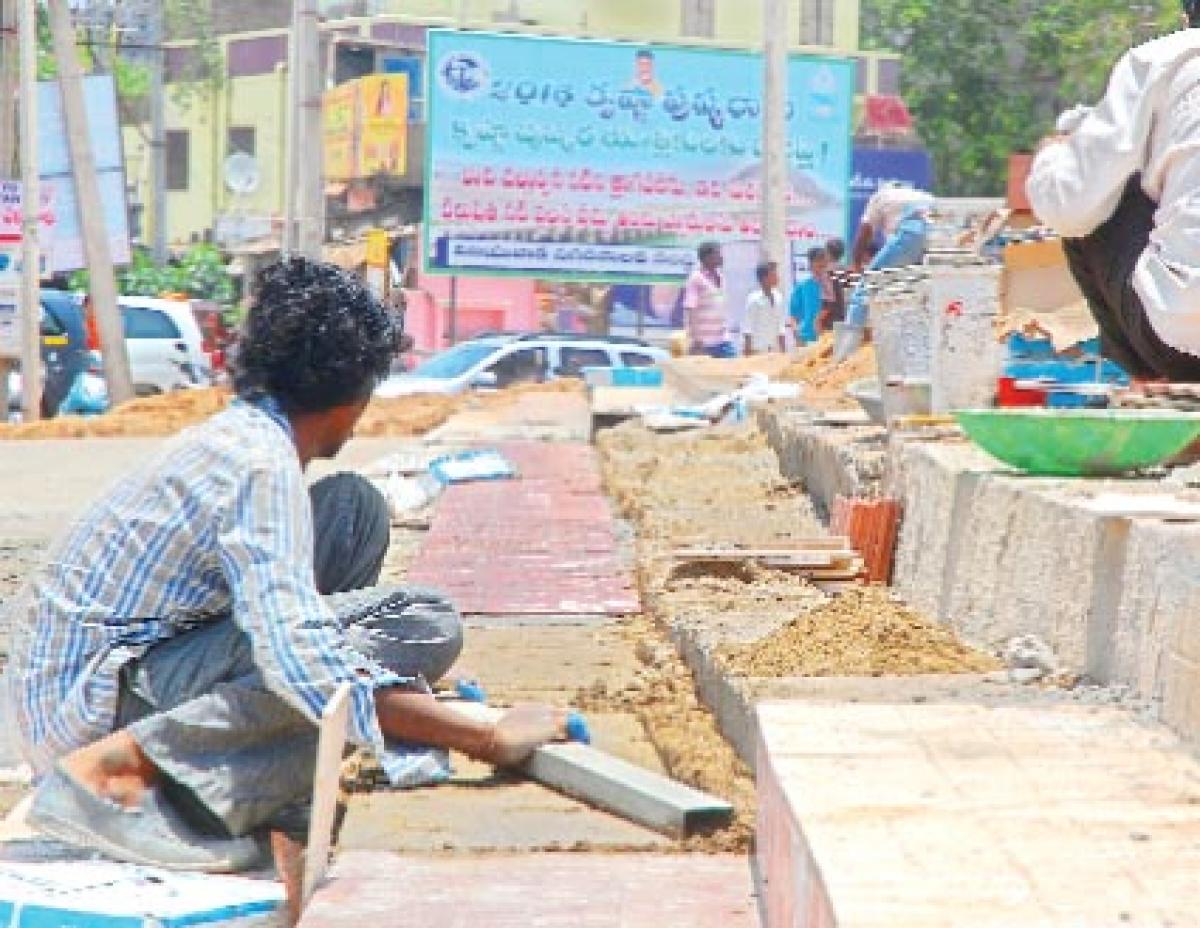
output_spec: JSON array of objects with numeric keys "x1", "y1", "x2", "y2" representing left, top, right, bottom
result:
[
  {"x1": 848, "y1": 147, "x2": 934, "y2": 234},
  {"x1": 323, "y1": 81, "x2": 359, "y2": 183},
  {"x1": 38, "y1": 76, "x2": 130, "y2": 272},
  {"x1": 424, "y1": 30, "x2": 855, "y2": 282},
  {"x1": 359, "y1": 74, "x2": 408, "y2": 176}
]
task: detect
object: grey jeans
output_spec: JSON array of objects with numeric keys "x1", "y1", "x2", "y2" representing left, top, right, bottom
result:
[{"x1": 114, "y1": 473, "x2": 463, "y2": 839}]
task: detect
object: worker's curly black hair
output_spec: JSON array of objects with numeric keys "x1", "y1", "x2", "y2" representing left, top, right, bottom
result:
[{"x1": 233, "y1": 257, "x2": 400, "y2": 413}]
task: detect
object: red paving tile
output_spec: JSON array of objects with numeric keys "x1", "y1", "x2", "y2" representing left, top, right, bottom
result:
[
  {"x1": 407, "y1": 442, "x2": 641, "y2": 616},
  {"x1": 300, "y1": 852, "x2": 759, "y2": 928}
]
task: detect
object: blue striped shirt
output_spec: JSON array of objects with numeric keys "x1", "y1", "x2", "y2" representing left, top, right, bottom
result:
[{"x1": 4, "y1": 398, "x2": 416, "y2": 780}]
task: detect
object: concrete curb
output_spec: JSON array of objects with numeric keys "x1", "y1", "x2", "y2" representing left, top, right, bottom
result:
[{"x1": 757, "y1": 407, "x2": 1200, "y2": 745}]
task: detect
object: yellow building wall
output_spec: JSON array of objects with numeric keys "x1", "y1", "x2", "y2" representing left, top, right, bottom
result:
[
  {"x1": 218, "y1": 72, "x2": 290, "y2": 223},
  {"x1": 127, "y1": 68, "x2": 290, "y2": 247},
  {"x1": 376, "y1": 0, "x2": 860, "y2": 50}
]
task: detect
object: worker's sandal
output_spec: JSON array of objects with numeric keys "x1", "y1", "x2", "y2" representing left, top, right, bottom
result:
[{"x1": 28, "y1": 766, "x2": 267, "y2": 872}]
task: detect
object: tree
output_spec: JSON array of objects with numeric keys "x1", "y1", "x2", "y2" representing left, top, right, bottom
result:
[
  {"x1": 34, "y1": 0, "x2": 224, "y2": 109},
  {"x1": 69, "y1": 244, "x2": 237, "y2": 303},
  {"x1": 861, "y1": 0, "x2": 1179, "y2": 195}
]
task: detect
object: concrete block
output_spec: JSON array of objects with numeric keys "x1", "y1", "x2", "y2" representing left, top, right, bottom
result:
[
  {"x1": 1162, "y1": 653, "x2": 1200, "y2": 741},
  {"x1": 757, "y1": 409, "x2": 885, "y2": 519},
  {"x1": 754, "y1": 700, "x2": 1200, "y2": 927},
  {"x1": 940, "y1": 479, "x2": 1108, "y2": 667},
  {"x1": 1106, "y1": 521, "x2": 1200, "y2": 702},
  {"x1": 889, "y1": 441, "x2": 980, "y2": 621}
]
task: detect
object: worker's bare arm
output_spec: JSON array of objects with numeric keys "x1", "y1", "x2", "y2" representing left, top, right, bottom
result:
[{"x1": 374, "y1": 687, "x2": 568, "y2": 767}]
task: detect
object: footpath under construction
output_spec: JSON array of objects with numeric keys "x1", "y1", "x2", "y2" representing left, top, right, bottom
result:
[{"x1": 0, "y1": 373, "x2": 1197, "y2": 925}]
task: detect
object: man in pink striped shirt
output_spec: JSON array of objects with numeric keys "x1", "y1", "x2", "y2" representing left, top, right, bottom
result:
[{"x1": 682, "y1": 241, "x2": 732, "y2": 356}]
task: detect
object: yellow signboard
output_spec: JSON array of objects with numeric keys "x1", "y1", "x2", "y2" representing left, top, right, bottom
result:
[
  {"x1": 358, "y1": 74, "x2": 408, "y2": 177},
  {"x1": 365, "y1": 228, "x2": 390, "y2": 268},
  {"x1": 322, "y1": 82, "x2": 359, "y2": 182}
]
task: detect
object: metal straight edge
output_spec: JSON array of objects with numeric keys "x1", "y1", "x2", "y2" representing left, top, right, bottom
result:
[
  {"x1": 523, "y1": 741, "x2": 734, "y2": 838},
  {"x1": 446, "y1": 700, "x2": 733, "y2": 837}
]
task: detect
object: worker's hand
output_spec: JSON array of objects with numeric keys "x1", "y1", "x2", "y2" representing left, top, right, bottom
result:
[{"x1": 483, "y1": 704, "x2": 571, "y2": 767}]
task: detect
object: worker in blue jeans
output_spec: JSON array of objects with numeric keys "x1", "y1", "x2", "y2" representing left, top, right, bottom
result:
[{"x1": 845, "y1": 204, "x2": 931, "y2": 327}]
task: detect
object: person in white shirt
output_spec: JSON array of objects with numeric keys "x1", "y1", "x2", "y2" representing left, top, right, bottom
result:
[
  {"x1": 743, "y1": 260, "x2": 788, "y2": 355},
  {"x1": 1026, "y1": 2, "x2": 1200, "y2": 380}
]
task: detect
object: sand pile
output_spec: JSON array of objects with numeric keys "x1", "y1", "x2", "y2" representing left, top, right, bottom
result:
[
  {"x1": 0, "y1": 380, "x2": 583, "y2": 441},
  {"x1": 718, "y1": 585, "x2": 999, "y2": 678},
  {"x1": 0, "y1": 388, "x2": 235, "y2": 439},
  {"x1": 354, "y1": 395, "x2": 459, "y2": 438},
  {"x1": 779, "y1": 333, "x2": 876, "y2": 408}
]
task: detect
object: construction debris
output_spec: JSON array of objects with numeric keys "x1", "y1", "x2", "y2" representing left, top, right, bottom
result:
[{"x1": 778, "y1": 332, "x2": 877, "y2": 409}]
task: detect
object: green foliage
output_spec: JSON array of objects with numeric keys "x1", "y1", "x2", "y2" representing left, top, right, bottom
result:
[
  {"x1": 164, "y1": 0, "x2": 226, "y2": 110},
  {"x1": 69, "y1": 245, "x2": 236, "y2": 304},
  {"x1": 35, "y1": 1, "x2": 215, "y2": 107},
  {"x1": 862, "y1": 0, "x2": 1180, "y2": 195}
]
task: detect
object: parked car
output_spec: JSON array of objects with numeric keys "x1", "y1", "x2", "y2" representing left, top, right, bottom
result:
[
  {"x1": 6, "y1": 289, "x2": 90, "y2": 419},
  {"x1": 118, "y1": 297, "x2": 213, "y2": 395},
  {"x1": 376, "y1": 333, "x2": 668, "y2": 397}
]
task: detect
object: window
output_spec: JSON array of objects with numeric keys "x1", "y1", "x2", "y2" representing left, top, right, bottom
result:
[
  {"x1": 123, "y1": 307, "x2": 182, "y2": 340},
  {"x1": 165, "y1": 130, "x2": 190, "y2": 192},
  {"x1": 681, "y1": 0, "x2": 715, "y2": 38},
  {"x1": 800, "y1": 0, "x2": 836, "y2": 46},
  {"x1": 877, "y1": 59, "x2": 902, "y2": 96},
  {"x1": 557, "y1": 347, "x2": 610, "y2": 377},
  {"x1": 487, "y1": 348, "x2": 547, "y2": 389},
  {"x1": 620, "y1": 351, "x2": 656, "y2": 368},
  {"x1": 228, "y1": 126, "x2": 256, "y2": 158}
]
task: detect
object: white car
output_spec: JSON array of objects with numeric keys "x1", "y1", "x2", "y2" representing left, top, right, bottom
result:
[
  {"x1": 376, "y1": 334, "x2": 668, "y2": 397},
  {"x1": 119, "y1": 297, "x2": 213, "y2": 395}
]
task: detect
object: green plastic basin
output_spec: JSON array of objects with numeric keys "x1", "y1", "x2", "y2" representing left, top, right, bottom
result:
[{"x1": 954, "y1": 408, "x2": 1200, "y2": 476}]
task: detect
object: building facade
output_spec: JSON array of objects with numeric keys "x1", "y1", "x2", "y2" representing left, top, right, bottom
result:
[{"x1": 124, "y1": 0, "x2": 894, "y2": 249}]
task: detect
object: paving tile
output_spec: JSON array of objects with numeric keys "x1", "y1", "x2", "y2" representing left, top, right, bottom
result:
[
  {"x1": 408, "y1": 442, "x2": 640, "y2": 618},
  {"x1": 300, "y1": 853, "x2": 759, "y2": 928},
  {"x1": 755, "y1": 701, "x2": 1200, "y2": 927}
]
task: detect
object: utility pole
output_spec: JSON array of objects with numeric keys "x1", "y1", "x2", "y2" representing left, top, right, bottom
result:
[
  {"x1": 0, "y1": 0, "x2": 15, "y2": 178},
  {"x1": 762, "y1": 0, "x2": 789, "y2": 278},
  {"x1": 18, "y1": 0, "x2": 42, "y2": 420},
  {"x1": 147, "y1": 1, "x2": 167, "y2": 262},
  {"x1": 46, "y1": 0, "x2": 134, "y2": 405},
  {"x1": 1, "y1": 0, "x2": 17, "y2": 416},
  {"x1": 286, "y1": 0, "x2": 324, "y2": 259},
  {"x1": 282, "y1": 1, "x2": 300, "y2": 255}
]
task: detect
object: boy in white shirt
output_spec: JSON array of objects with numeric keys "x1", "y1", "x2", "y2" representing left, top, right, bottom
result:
[{"x1": 743, "y1": 260, "x2": 788, "y2": 355}]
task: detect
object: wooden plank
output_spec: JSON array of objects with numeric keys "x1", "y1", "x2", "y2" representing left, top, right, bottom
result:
[
  {"x1": 302, "y1": 683, "x2": 352, "y2": 907},
  {"x1": 667, "y1": 535, "x2": 851, "y2": 550},
  {"x1": 673, "y1": 552, "x2": 838, "y2": 568},
  {"x1": 667, "y1": 539, "x2": 853, "y2": 556},
  {"x1": 447, "y1": 702, "x2": 733, "y2": 838}
]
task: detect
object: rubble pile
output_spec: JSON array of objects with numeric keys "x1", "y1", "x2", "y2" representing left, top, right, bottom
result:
[{"x1": 778, "y1": 332, "x2": 877, "y2": 408}]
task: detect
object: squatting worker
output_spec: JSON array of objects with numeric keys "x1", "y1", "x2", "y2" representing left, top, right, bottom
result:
[
  {"x1": 1026, "y1": 1, "x2": 1200, "y2": 381},
  {"x1": 7, "y1": 258, "x2": 570, "y2": 873},
  {"x1": 683, "y1": 241, "x2": 734, "y2": 357}
]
